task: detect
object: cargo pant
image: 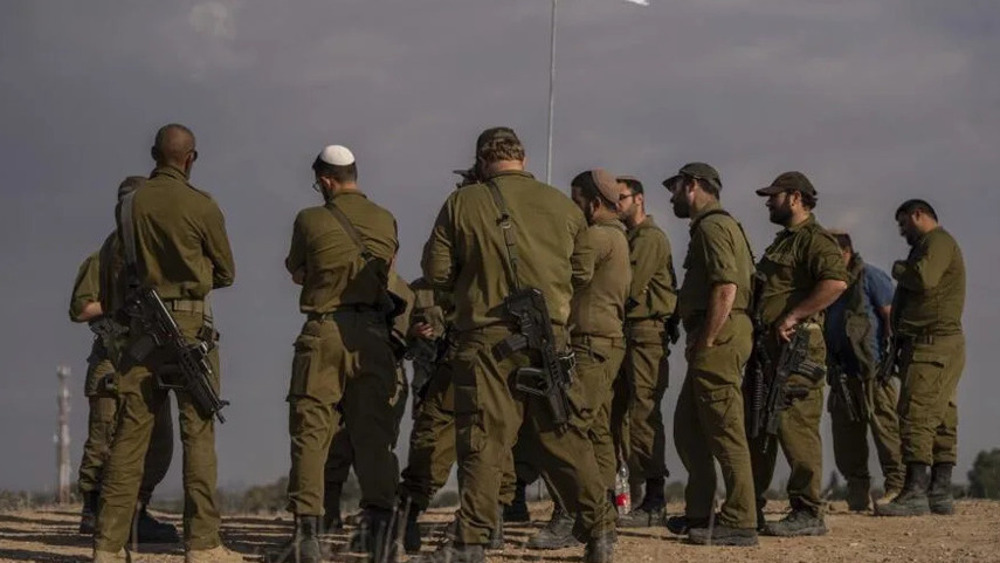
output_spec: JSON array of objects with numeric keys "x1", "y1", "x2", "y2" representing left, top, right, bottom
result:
[
  {"x1": 572, "y1": 334, "x2": 625, "y2": 490},
  {"x1": 399, "y1": 360, "x2": 457, "y2": 510},
  {"x1": 675, "y1": 314, "x2": 756, "y2": 529},
  {"x1": 287, "y1": 311, "x2": 399, "y2": 516},
  {"x1": 748, "y1": 323, "x2": 827, "y2": 516},
  {"x1": 829, "y1": 375, "x2": 904, "y2": 495},
  {"x1": 453, "y1": 326, "x2": 616, "y2": 545},
  {"x1": 616, "y1": 319, "x2": 670, "y2": 484},
  {"x1": 95, "y1": 310, "x2": 221, "y2": 552},
  {"x1": 324, "y1": 362, "x2": 409, "y2": 496},
  {"x1": 79, "y1": 365, "x2": 175, "y2": 504},
  {"x1": 897, "y1": 334, "x2": 965, "y2": 466}
]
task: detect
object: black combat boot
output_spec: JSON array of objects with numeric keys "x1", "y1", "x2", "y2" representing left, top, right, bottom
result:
[
  {"x1": 616, "y1": 477, "x2": 665, "y2": 528},
  {"x1": 401, "y1": 503, "x2": 423, "y2": 554},
  {"x1": 688, "y1": 524, "x2": 758, "y2": 546},
  {"x1": 526, "y1": 503, "x2": 579, "y2": 550},
  {"x1": 762, "y1": 509, "x2": 828, "y2": 536},
  {"x1": 349, "y1": 507, "x2": 399, "y2": 563},
  {"x1": 322, "y1": 482, "x2": 343, "y2": 533},
  {"x1": 412, "y1": 543, "x2": 485, "y2": 563},
  {"x1": 876, "y1": 463, "x2": 931, "y2": 517},
  {"x1": 928, "y1": 463, "x2": 955, "y2": 515},
  {"x1": 664, "y1": 514, "x2": 709, "y2": 535},
  {"x1": 583, "y1": 531, "x2": 615, "y2": 563},
  {"x1": 502, "y1": 479, "x2": 531, "y2": 523},
  {"x1": 846, "y1": 478, "x2": 872, "y2": 512},
  {"x1": 131, "y1": 502, "x2": 180, "y2": 544},
  {"x1": 267, "y1": 515, "x2": 322, "y2": 563},
  {"x1": 80, "y1": 490, "x2": 99, "y2": 535}
]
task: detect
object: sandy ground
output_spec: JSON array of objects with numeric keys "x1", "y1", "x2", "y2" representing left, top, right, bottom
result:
[{"x1": 1, "y1": 500, "x2": 998, "y2": 562}]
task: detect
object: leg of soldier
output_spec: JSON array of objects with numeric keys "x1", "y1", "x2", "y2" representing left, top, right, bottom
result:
[
  {"x1": 776, "y1": 379, "x2": 825, "y2": 514},
  {"x1": 399, "y1": 368, "x2": 457, "y2": 510},
  {"x1": 898, "y1": 335, "x2": 964, "y2": 466},
  {"x1": 391, "y1": 363, "x2": 409, "y2": 446},
  {"x1": 748, "y1": 428, "x2": 780, "y2": 512},
  {"x1": 80, "y1": 358, "x2": 117, "y2": 500},
  {"x1": 576, "y1": 336, "x2": 626, "y2": 490},
  {"x1": 624, "y1": 322, "x2": 669, "y2": 488},
  {"x1": 138, "y1": 396, "x2": 175, "y2": 504},
  {"x1": 930, "y1": 337, "x2": 964, "y2": 466},
  {"x1": 94, "y1": 364, "x2": 168, "y2": 552},
  {"x1": 323, "y1": 420, "x2": 353, "y2": 527},
  {"x1": 868, "y1": 378, "x2": 904, "y2": 494},
  {"x1": 829, "y1": 384, "x2": 871, "y2": 510},
  {"x1": 673, "y1": 371, "x2": 715, "y2": 520},
  {"x1": 610, "y1": 364, "x2": 631, "y2": 469},
  {"x1": 339, "y1": 312, "x2": 400, "y2": 511},
  {"x1": 452, "y1": 327, "x2": 526, "y2": 545}
]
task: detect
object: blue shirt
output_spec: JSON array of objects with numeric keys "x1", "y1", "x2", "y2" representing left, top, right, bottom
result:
[{"x1": 825, "y1": 261, "x2": 894, "y2": 371}]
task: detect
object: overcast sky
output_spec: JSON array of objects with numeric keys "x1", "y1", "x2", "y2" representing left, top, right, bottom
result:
[{"x1": 1, "y1": 1, "x2": 998, "y2": 495}]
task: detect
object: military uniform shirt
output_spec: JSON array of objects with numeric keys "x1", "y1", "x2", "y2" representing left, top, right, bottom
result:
[
  {"x1": 677, "y1": 202, "x2": 754, "y2": 322},
  {"x1": 286, "y1": 191, "x2": 399, "y2": 314},
  {"x1": 569, "y1": 218, "x2": 631, "y2": 338},
  {"x1": 757, "y1": 213, "x2": 848, "y2": 326},
  {"x1": 892, "y1": 227, "x2": 965, "y2": 336},
  {"x1": 625, "y1": 216, "x2": 677, "y2": 321},
  {"x1": 422, "y1": 170, "x2": 593, "y2": 331},
  {"x1": 126, "y1": 166, "x2": 235, "y2": 299},
  {"x1": 70, "y1": 251, "x2": 101, "y2": 321}
]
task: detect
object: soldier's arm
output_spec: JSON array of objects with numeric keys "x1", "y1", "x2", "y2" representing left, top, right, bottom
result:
[
  {"x1": 627, "y1": 229, "x2": 666, "y2": 302},
  {"x1": 202, "y1": 202, "x2": 236, "y2": 289},
  {"x1": 421, "y1": 198, "x2": 457, "y2": 291},
  {"x1": 778, "y1": 232, "x2": 848, "y2": 339},
  {"x1": 570, "y1": 216, "x2": 596, "y2": 290},
  {"x1": 695, "y1": 222, "x2": 741, "y2": 347},
  {"x1": 69, "y1": 253, "x2": 101, "y2": 322},
  {"x1": 285, "y1": 211, "x2": 308, "y2": 284},
  {"x1": 892, "y1": 231, "x2": 952, "y2": 291}
]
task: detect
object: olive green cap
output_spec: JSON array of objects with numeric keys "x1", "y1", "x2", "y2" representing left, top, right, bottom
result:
[
  {"x1": 756, "y1": 171, "x2": 816, "y2": 197},
  {"x1": 677, "y1": 162, "x2": 722, "y2": 191}
]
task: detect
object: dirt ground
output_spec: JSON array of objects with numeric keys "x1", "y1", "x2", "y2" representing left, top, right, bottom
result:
[{"x1": 1, "y1": 500, "x2": 998, "y2": 562}]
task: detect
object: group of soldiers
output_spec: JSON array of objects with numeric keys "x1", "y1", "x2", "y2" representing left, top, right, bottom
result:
[{"x1": 70, "y1": 123, "x2": 966, "y2": 563}]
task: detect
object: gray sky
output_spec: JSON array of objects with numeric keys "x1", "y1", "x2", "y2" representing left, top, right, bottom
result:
[{"x1": 1, "y1": 0, "x2": 998, "y2": 494}]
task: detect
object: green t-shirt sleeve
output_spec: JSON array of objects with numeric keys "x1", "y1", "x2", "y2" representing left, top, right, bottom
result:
[
  {"x1": 699, "y1": 220, "x2": 741, "y2": 287},
  {"x1": 808, "y1": 231, "x2": 849, "y2": 283},
  {"x1": 570, "y1": 211, "x2": 595, "y2": 290},
  {"x1": 202, "y1": 200, "x2": 236, "y2": 289},
  {"x1": 421, "y1": 198, "x2": 457, "y2": 291},
  {"x1": 69, "y1": 252, "x2": 100, "y2": 322},
  {"x1": 285, "y1": 210, "x2": 308, "y2": 276}
]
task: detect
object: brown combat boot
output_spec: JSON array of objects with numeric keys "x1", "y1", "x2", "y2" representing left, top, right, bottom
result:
[{"x1": 876, "y1": 463, "x2": 931, "y2": 517}]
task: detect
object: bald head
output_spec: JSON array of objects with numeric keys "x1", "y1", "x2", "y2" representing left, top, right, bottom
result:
[{"x1": 151, "y1": 123, "x2": 197, "y2": 173}]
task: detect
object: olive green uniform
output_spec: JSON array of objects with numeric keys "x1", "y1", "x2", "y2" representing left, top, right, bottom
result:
[
  {"x1": 826, "y1": 257, "x2": 904, "y2": 498},
  {"x1": 673, "y1": 203, "x2": 757, "y2": 529},
  {"x1": 616, "y1": 216, "x2": 677, "y2": 483},
  {"x1": 323, "y1": 274, "x2": 414, "y2": 501},
  {"x1": 95, "y1": 165, "x2": 235, "y2": 552},
  {"x1": 749, "y1": 214, "x2": 847, "y2": 515},
  {"x1": 422, "y1": 170, "x2": 615, "y2": 545},
  {"x1": 891, "y1": 227, "x2": 965, "y2": 466},
  {"x1": 70, "y1": 249, "x2": 174, "y2": 505},
  {"x1": 285, "y1": 191, "x2": 400, "y2": 516}
]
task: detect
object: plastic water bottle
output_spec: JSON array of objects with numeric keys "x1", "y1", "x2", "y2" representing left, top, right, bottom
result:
[{"x1": 614, "y1": 464, "x2": 631, "y2": 515}]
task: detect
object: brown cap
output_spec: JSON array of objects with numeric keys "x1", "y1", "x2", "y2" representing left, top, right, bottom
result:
[
  {"x1": 616, "y1": 175, "x2": 644, "y2": 195},
  {"x1": 574, "y1": 169, "x2": 624, "y2": 203},
  {"x1": 678, "y1": 162, "x2": 722, "y2": 191},
  {"x1": 756, "y1": 171, "x2": 816, "y2": 197},
  {"x1": 117, "y1": 176, "x2": 146, "y2": 201},
  {"x1": 475, "y1": 127, "x2": 520, "y2": 153}
]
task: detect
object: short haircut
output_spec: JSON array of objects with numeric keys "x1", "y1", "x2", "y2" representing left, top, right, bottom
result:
[
  {"x1": 895, "y1": 199, "x2": 938, "y2": 221},
  {"x1": 153, "y1": 123, "x2": 196, "y2": 163},
  {"x1": 799, "y1": 190, "x2": 817, "y2": 209},
  {"x1": 571, "y1": 172, "x2": 615, "y2": 209},
  {"x1": 477, "y1": 136, "x2": 525, "y2": 165},
  {"x1": 620, "y1": 178, "x2": 644, "y2": 195},
  {"x1": 831, "y1": 231, "x2": 853, "y2": 252},
  {"x1": 312, "y1": 158, "x2": 358, "y2": 183},
  {"x1": 680, "y1": 173, "x2": 719, "y2": 198}
]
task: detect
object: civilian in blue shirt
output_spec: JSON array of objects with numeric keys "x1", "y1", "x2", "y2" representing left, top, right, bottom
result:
[{"x1": 824, "y1": 231, "x2": 904, "y2": 511}]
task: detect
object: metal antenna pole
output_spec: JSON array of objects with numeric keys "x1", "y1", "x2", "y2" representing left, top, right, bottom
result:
[
  {"x1": 545, "y1": 0, "x2": 558, "y2": 186},
  {"x1": 56, "y1": 365, "x2": 71, "y2": 504}
]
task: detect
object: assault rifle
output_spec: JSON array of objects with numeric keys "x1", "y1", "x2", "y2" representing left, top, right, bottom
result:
[
  {"x1": 453, "y1": 167, "x2": 481, "y2": 189},
  {"x1": 88, "y1": 316, "x2": 129, "y2": 355},
  {"x1": 495, "y1": 288, "x2": 574, "y2": 427},
  {"x1": 124, "y1": 287, "x2": 229, "y2": 423},
  {"x1": 828, "y1": 361, "x2": 862, "y2": 423},
  {"x1": 761, "y1": 327, "x2": 826, "y2": 437},
  {"x1": 406, "y1": 336, "x2": 444, "y2": 416}
]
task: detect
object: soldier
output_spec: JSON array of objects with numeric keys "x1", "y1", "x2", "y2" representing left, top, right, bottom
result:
[
  {"x1": 824, "y1": 231, "x2": 904, "y2": 510},
  {"x1": 749, "y1": 171, "x2": 847, "y2": 537},
  {"x1": 614, "y1": 175, "x2": 678, "y2": 527},
  {"x1": 93, "y1": 124, "x2": 239, "y2": 563},
  {"x1": 70, "y1": 176, "x2": 178, "y2": 544},
  {"x1": 322, "y1": 273, "x2": 414, "y2": 533},
  {"x1": 280, "y1": 144, "x2": 400, "y2": 563},
  {"x1": 878, "y1": 200, "x2": 965, "y2": 517},
  {"x1": 417, "y1": 127, "x2": 615, "y2": 563},
  {"x1": 525, "y1": 169, "x2": 631, "y2": 550},
  {"x1": 664, "y1": 164, "x2": 758, "y2": 546}
]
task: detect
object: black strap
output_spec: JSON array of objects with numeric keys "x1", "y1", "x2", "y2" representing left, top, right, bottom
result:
[
  {"x1": 485, "y1": 179, "x2": 522, "y2": 292},
  {"x1": 325, "y1": 203, "x2": 375, "y2": 262}
]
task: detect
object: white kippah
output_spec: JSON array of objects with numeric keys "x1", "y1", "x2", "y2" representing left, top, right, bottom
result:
[{"x1": 318, "y1": 145, "x2": 355, "y2": 166}]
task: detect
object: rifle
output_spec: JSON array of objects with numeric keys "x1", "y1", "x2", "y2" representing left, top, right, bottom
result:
[
  {"x1": 828, "y1": 360, "x2": 862, "y2": 423},
  {"x1": 495, "y1": 288, "x2": 574, "y2": 427},
  {"x1": 406, "y1": 336, "x2": 444, "y2": 416},
  {"x1": 746, "y1": 272, "x2": 770, "y2": 439},
  {"x1": 761, "y1": 326, "x2": 826, "y2": 437},
  {"x1": 88, "y1": 316, "x2": 129, "y2": 358},
  {"x1": 453, "y1": 167, "x2": 481, "y2": 189},
  {"x1": 124, "y1": 287, "x2": 230, "y2": 423}
]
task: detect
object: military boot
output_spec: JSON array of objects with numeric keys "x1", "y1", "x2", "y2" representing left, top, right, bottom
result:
[
  {"x1": 412, "y1": 543, "x2": 485, "y2": 563},
  {"x1": 616, "y1": 478, "x2": 665, "y2": 528},
  {"x1": 762, "y1": 509, "x2": 828, "y2": 537},
  {"x1": 876, "y1": 463, "x2": 931, "y2": 517},
  {"x1": 92, "y1": 548, "x2": 129, "y2": 563},
  {"x1": 267, "y1": 515, "x2": 322, "y2": 563},
  {"x1": 664, "y1": 514, "x2": 709, "y2": 535},
  {"x1": 526, "y1": 504, "x2": 580, "y2": 550},
  {"x1": 186, "y1": 545, "x2": 245, "y2": 563},
  {"x1": 583, "y1": 531, "x2": 615, "y2": 563},
  {"x1": 131, "y1": 502, "x2": 180, "y2": 544},
  {"x1": 502, "y1": 479, "x2": 531, "y2": 523},
  {"x1": 846, "y1": 478, "x2": 872, "y2": 512},
  {"x1": 349, "y1": 507, "x2": 399, "y2": 563},
  {"x1": 80, "y1": 490, "x2": 99, "y2": 535},
  {"x1": 928, "y1": 463, "x2": 955, "y2": 515},
  {"x1": 322, "y1": 482, "x2": 344, "y2": 533},
  {"x1": 688, "y1": 524, "x2": 758, "y2": 546},
  {"x1": 402, "y1": 504, "x2": 423, "y2": 554}
]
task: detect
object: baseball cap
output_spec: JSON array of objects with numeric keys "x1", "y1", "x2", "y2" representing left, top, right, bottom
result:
[
  {"x1": 756, "y1": 171, "x2": 816, "y2": 197},
  {"x1": 677, "y1": 162, "x2": 722, "y2": 191}
]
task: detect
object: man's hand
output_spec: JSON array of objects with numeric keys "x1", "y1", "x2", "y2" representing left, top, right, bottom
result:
[
  {"x1": 776, "y1": 313, "x2": 800, "y2": 342},
  {"x1": 409, "y1": 321, "x2": 435, "y2": 340}
]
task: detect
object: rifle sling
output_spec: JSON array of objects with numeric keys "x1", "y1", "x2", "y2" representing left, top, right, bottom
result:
[{"x1": 485, "y1": 179, "x2": 522, "y2": 292}]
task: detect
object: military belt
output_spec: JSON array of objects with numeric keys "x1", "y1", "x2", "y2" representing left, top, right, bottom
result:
[
  {"x1": 163, "y1": 299, "x2": 205, "y2": 313},
  {"x1": 308, "y1": 304, "x2": 380, "y2": 321}
]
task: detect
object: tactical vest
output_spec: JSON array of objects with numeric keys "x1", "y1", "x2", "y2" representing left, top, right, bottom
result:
[{"x1": 835, "y1": 255, "x2": 877, "y2": 378}]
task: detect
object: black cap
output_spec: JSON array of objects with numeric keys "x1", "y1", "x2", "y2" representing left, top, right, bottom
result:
[{"x1": 756, "y1": 171, "x2": 816, "y2": 197}]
